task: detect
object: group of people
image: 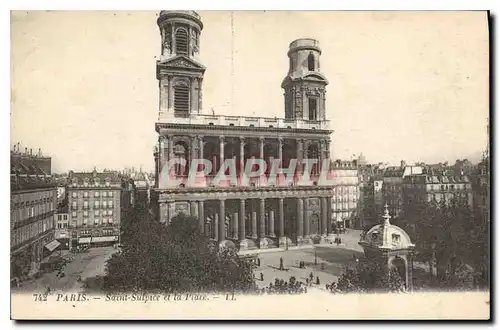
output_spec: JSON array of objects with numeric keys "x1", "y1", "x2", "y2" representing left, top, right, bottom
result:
[
  {"x1": 326, "y1": 281, "x2": 341, "y2": 293},
  {"x1": 261, "y1": 276, "x2": 307, "y2": 294}
]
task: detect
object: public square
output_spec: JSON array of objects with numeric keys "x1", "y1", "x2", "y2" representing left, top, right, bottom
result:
[
  {"x1": 13, "y1": 246, "x2": 117, "y2": 294},
  {"x1": 252, "y1": 229, "x2": 364, "y2": 290}
]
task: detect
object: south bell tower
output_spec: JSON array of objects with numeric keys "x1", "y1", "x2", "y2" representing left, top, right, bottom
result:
[
  {"x1": 156, "y1": 11, "x2": 205, "y2": 117},
  {"x1": 281, "y1": 39, "x2": 329, "y2": 121}
]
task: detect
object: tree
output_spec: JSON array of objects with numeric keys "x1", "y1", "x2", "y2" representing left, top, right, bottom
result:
[
  {"x1": 334, "y1": 257, "x2": 406, "y2": 293},
  {"x1": 403, "y1": 196, "x2": 488, "y2": 289},
  {"x1": 93, "y1": 206, "x2": 256, "y2": 293}
]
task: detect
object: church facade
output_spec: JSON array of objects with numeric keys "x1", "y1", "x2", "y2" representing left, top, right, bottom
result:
[{"x1": 151, "y1": 11, "x2": 336, "y2": 249}]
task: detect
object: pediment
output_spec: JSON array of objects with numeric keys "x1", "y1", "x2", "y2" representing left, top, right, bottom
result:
[
  {"x1": 160, "y1": 56, "x2": 206, "y2": 71},
  {"x1": 303, "y1": 72, "x2": 329, "y2": 84}
]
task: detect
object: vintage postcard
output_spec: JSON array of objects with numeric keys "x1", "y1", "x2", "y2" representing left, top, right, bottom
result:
[{"x1": 10, "y1": 10, "x2": 490, "y2": 320}]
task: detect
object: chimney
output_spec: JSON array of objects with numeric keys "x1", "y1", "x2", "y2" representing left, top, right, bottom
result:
[
  {"x1": 30, "y1": 148, "x2": 32, "y2": 156},
  {"x1": 25, "y1": 147, "x2": 28, "y2": 155},
  {"x1": 38, "y1": 148, "x2": 42, "y2": 157}
]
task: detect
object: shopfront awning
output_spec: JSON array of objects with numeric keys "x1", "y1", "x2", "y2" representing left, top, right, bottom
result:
[
  {"x1": 44, "y1": 240, "x2": 61, "y2": 252},
  {"x1": 78, "y1": 237, "x2": 92, "y2": 244},
  {"x1": 91, "y1": 236, "x2": 118, "y2": 243}
]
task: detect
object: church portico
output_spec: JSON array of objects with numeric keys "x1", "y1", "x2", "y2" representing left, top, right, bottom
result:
[{"x1": 153, "y1": 188, "x2": 333, "y2": 250}]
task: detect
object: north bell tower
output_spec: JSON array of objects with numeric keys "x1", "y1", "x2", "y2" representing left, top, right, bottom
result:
[
  {"x1": 156, "y1": 11, "x2": 206, "y2": 118},
  {"x1": 281, "y1": 38, "x2": 329, "y2": 121}
]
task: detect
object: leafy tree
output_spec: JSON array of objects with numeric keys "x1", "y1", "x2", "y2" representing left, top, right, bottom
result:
[
  {"x1": 402, "y1": 196, "x2": 488, "y2": 289},
  {"x1": 334, "y1": 257, "x2": 406, "y2": 293},
  {"x1": 95, "y1": 206, "x2": 256, "y2": 293}
]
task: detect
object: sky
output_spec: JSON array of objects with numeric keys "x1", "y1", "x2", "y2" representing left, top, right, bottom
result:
[{"x1": 11, "y1": 11, "x2": 489, "y2": 173}]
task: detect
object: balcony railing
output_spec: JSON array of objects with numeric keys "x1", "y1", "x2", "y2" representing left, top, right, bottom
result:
[
  {"x1": 12, "y1": 211, "x2": 55, "y2": 230},
  {"x1": 158, "y1": 112, "x2": 330, "y2": 130}
]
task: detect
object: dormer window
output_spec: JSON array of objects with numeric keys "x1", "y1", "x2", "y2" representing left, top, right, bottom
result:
[{"x1": 308, "y1": 53, "x2": 315, "y2": 71}]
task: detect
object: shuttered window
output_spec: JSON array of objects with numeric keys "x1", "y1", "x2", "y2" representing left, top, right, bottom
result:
[
  {"x1": 175, "y1": 29, "x2": 188, "y2": 55},
  {"x1": 174, "y1": 85, "x2": 190, "y2": 113}
]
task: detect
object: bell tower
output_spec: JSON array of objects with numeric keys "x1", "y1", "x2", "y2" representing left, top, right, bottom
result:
[
  {"x1": 281, "y1": 38, "x2": 329, "y2": 121},
  {"x1": 156, "y1": 11, "x2": 206, "y2": 118}
]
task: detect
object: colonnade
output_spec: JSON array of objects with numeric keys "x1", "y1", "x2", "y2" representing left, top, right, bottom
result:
[{"x1": 165, "y1": 196, "x2": 333, "y2": 248}]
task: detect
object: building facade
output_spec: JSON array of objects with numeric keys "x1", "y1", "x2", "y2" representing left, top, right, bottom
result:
[
  {"x1": 151, "y1": 11, "x2": 336, "y2": 249},
  {"x1": 402, "y1": 174, "x2": 473, "y2": 212},
  {"x1": 11, "y1": 148, "x2": 57, "y2": 279},
  {"x1": 55, "y1": 213, "x2": 69, "y2": 249},
  {"x1": 330, "y1": 160, "x2": 359, "y2": 228},
  {"x1": 67, "y1": 170, "x2": 121, "y2": 249}
]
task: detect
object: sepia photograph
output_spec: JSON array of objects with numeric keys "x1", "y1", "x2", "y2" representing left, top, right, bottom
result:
[{"x1": 10, "y1": 10, "x2": 490, "y2": 320}]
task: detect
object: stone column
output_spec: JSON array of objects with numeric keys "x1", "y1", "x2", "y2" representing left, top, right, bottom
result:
[
  {"x1": 168, "y1": 201, "x2": 175, "y2": 224},
  {"x1": 167, "y1": 76, "x2": 173, "y2": 111},
  {"x1": 219, "y1": 136, "x2": 225, "y2": 174},
  {"x1": 319, "y1": 140, "x2": 325, "y2": 172},
  {"x1": 321, "y1": 197, "x2": 328, "y2": 236},
  {"x1": 168, "y1": 135, "x2": 174, "y2": 162},
  {"x1": 297, "y1": 198, "x2": 304, "y2": 239},
  {"x1": 297, "y1": 139, "x2": 304, "y2": 177},
  {"x1": 259, "y1": 199, "x2": 265, "y2": 238},
  {"x1": 239, "y1": 199, "x2": 246, "y2": 240},
  {"x1": 259, "y1": 137, "x2": 264, "y2": 160},
  {"x1": 239, "y1": 137, "x2": 245, "y2": 178},
  {"x1": 269, "y1": 210, "x2": 275, "y2": 237},
  {"x1": 327, "y1": 196, "x2": 333, "y2": 235},
  {"x1": 326, "y1": 140, "x2": 331, "y2": 160},
  {"x1": 251, "y1": 208, "x2": 258, "y2": 240},
  {"x1": 232, "y1": 212, "x2": 239, "y2": 240},
  {"x1": 214, "y1": 213, "x2": 219, "y2": 241},
  {"x1": 198, "y1": 135, "x2": 204, "y2": 161},
  {"x1": 219, "y1": 199, "x2": 225, "y2": 242},
  {"x1": 190, "y1": 77, "x2": 196, "y2": 112},
  {"x1": 278, "y1": 138, "x2": 283, "y2": 170},
  {"x1": 278, "y1": 198, "x2": 285, "y2": 238},
  {"x1": 198, "y1": 77, "x2": 203, "y2": 111},
  {"x1": 303, "y1": 198, "x2": 310, "y2": 237},
  {"x1": 190, "y1": 201, "x2": 197, "y2": 218},
  {"x1": 198, "y1": 201, "x2": 204, "y2": 234}
]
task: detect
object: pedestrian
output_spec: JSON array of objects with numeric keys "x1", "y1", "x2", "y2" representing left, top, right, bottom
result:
[
  {"x1": 260, "y1": 272, "x2": 264, "y2": 281},
  {"x1": 279, "y1": 257, "x2": 284, "y2": 270},
  {"x1": 309, "y1": 272, "x2": 314, "y2": 281},
  {"x1": 316, "y1": 276, "x2": 320, "y2": 285}
]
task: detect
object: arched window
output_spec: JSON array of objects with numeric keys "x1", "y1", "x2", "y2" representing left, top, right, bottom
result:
[
  {"x1": 308, "y1": 98, "x2": 317, "y2": 120},
  {"x1": 175, "y1": 29, "x2": 189, "y2": 55},
  {"x1": 174, "y1": 83, "x2": 190, "y2": 114},
  {"x1": 308, "y1": 53, "x2": 315, "y2": 71}
]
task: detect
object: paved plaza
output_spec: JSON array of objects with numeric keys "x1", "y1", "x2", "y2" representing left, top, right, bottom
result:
[
  {"x1": 13, "y1": 246, "x2": 118, "y2": 294},
  {"x1": 252, "y1": 229, "x2": 364, "y2": 290}
]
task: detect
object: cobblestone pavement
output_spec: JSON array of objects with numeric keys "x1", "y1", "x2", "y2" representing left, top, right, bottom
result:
[{"x1": 13, "y1": 246, "x2": 118, "y2": 294}]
